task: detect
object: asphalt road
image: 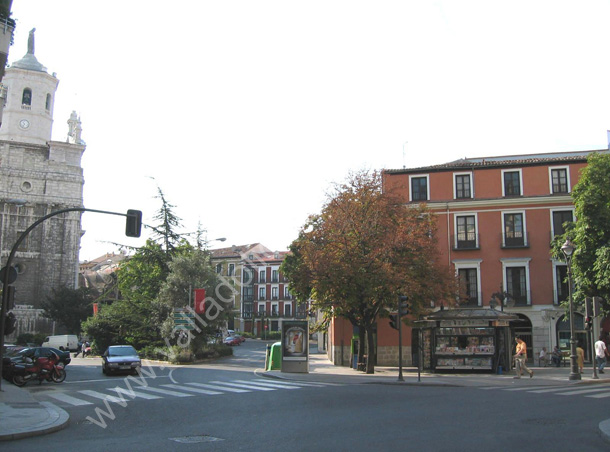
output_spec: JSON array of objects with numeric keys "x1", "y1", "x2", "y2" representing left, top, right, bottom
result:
[{"x1": 3, "y1": 340, "x2": 610, "y2": 451}]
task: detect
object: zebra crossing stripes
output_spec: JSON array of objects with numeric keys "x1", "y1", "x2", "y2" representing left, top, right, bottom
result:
[
  {"x1": 481, "y1": 384, "x2": 610, "y2": 399},
  {"x1": 187, "y1": 382, "x2": 250, "y2": 393},
  {"x1": 38, "y1": 378, "x2": 337, "y2": 408},
  {"x1": 162, "y1": 384, "x2": 223, "y2": 395},
  {"x1": 47, "y1": 392, "x2": 94, "y2": 406},
  {"x1": 233, "y1": 379, "x2": 301, "y2": 389},
  {"x1": 136, "y1": 386, "x2": 194, "y2": 397},
  {"x1": 208, "y1": 380, "x2": 276, "y2": 391},
  {"x1": 112, "y1": 387, "x2": 162, "y2": 400}
]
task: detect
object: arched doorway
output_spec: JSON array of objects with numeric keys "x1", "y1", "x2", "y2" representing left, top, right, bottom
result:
[
  {"x1": 513, "y1": 314, "x2": 533, "y2": 361},
  {"x1": 557, "y1": 313, "x2": 590, "y2": 362}
]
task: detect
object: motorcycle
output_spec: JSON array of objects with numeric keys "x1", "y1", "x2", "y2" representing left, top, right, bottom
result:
[{"x1": 11, "y1": 352, "x2": 66, "y2": 386}]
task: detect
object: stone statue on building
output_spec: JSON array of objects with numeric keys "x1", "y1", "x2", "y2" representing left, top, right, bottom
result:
[{"x1": 27, "y1": 28, "x2": 35, "y2": 55}]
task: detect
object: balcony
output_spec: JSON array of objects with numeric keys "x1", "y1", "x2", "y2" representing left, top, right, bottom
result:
[
  {"x1": 506, "y1": 290, "x2": 531, "y2": 306},
  {"x1": 501, "y1": 232, "x2": 529, "y2": 249},
  {"x1": 452, "y1": 234, "x2": 480, "y2": 251}
]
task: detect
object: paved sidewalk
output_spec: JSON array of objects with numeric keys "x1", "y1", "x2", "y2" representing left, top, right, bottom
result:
[{"x1": 0, "y1": 380, "x2": 69, "y2": 441}]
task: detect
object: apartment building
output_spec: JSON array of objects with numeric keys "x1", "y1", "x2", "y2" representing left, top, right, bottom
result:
[{"x1": 383, "y1": 150, "x2": 609, "y2": 362}]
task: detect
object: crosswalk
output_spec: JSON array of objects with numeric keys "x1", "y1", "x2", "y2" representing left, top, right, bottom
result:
[
  {"x1": 42, "y1": 378, "x2": 339, "y2": 408},
  {"x1": 479, "y1": 383, "x2": 610, "y2": 399}
]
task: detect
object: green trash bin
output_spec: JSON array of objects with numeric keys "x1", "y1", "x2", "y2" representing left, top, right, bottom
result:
[{"x1": 266, "y1": 341, "x2": 282, "y2": 371}]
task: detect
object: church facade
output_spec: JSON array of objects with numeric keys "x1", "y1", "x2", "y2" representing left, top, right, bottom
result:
[{"x1": 0, "y1": 29, "x2": 85, "y2": 339}]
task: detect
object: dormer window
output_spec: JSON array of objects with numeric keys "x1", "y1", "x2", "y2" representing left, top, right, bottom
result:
[{"x1": 22, "y1": 88, "x2": 32, "y2": 106}]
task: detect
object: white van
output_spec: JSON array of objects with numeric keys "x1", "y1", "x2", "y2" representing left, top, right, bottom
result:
[{"x1": 42, "y1": 334, "x2": 79, "y2": 352}]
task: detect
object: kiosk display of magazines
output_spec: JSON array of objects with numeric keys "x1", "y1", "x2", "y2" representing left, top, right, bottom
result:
[{"x1": 415, "y1": 308, "x2": 518, "y2": 373}]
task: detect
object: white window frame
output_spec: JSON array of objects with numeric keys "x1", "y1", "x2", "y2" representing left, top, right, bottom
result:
[
  {"x1": 501, "y1": 169, "x2": 523, "y2": 197},
  {"x1": 259, "y1": 287, "x2": 266, "y2": 300},
  {"x1": 271, "y1": 286, "x2": 279, "y2": 300},
  {"x1": 409, "y1": 174, "x2": 430, "y2": 202},
  {"x1": 453, "y1": 172, "x2": 473, "y2": 199},
  {"x1": 452, "y1": 259, "x2": 482, "y2": 306},
  {"x1": 501, "y1": 257, "x2": 532, "y2": 305},
  {"x1": 549, "y1": 208, "x2": 575, "y2": 238},
  {"x1": 271, "y1": 302, "x2": 279, "y2": 316},
  {"x1": 453, "y1": 212, "x2": 479, "y2": 249},
  {"x1": 551, "y1": 259, "x2": 568, "y2": 305},
  {"x1": 548, "y1": 166, "x2": 571, "y2": 194},
  {"x1": 501, "y1": 210, "x2": 527, "y2": 247},
  {"x1": 284, "y1": 302, "x2": 292, "y2": 317}
]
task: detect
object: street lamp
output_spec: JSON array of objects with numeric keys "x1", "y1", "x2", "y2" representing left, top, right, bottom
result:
[{"x1": 561, "y1": 238, "x2": 581, "y2": 381}]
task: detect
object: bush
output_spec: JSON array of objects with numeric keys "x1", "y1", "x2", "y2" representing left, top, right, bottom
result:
[
  {"x1": 15, "y1": 333, "x2": 46, "y2": 346},
  {"x1": 264, "y1": 331, "x2": 281, "y2": 341}
]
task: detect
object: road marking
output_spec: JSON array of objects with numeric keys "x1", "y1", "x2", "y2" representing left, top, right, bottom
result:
[
  {"x1": 47, "y1": 392, "x2": 94, "y2": 406},
  {"x1": 162, "y1": 384, "x2": 223, "y2": 395},
  {"x1": 528, "y1": 387, "x2": 578, "y2": 394},
  {"x1": 111, "y1": 387, "x2": 162, "y2": 400},
  {"x1": 187, "y1": 382, "x2": 251, "y2": 393},
  {"x1": 136, "y1": 386, "x2": 194, "y2": 397},
  {"x1": 586, "y1": 391, "x2": 610, "y2": 398},
  {"x1": 79, "y1": 390, "x2": 126, "y2": 403},
  {"x1": 233, "y1": 379, "x2": 301, "y2": 390},
  {"x1": 209, "y1": 380, "x2": 276, "y2": 391},
  {"x1": 253, "y1": 379, "x2": 336, "y2": 387},
  {"x1": 498, "y1": 386, "x2": 554, "y2": 391},
  {"x1": 556, "y1": 387, "x2": 610, "y2": 396}
]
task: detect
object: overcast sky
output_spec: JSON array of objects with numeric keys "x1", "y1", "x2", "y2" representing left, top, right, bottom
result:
[{"x1": 9, "y1": 1, "x2": 610, "y2": 261}]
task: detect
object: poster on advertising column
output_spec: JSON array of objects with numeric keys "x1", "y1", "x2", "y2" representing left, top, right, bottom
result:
[{"x1": 281, "y1": 320, "x2": 309, "y2": 373}]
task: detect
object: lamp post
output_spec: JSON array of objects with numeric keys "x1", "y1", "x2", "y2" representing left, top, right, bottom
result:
[{"x1": 561, "y1": 238, "x2": 581, "y2": 381}]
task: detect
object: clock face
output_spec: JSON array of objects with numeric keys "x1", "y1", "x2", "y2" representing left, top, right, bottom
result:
[{"x1": 19, "y1": 119, "x2": 30, "y2": 129}]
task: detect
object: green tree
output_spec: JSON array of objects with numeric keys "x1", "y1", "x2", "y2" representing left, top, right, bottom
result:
[
  {"x1": 282, "y1": 170, "x2": 456, "y2": 373},
  {"x1": 41, "y1": 286, "x2": 94, "y2": 335},
  {"x1": 553, "y1": 152, "x2": 610, "y2": 314},
  {"x1": 157, "y1": 247, "x2": 235, "y2": 349}
]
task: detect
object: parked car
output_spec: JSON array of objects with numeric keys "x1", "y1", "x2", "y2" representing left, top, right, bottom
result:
[
  {"x1": 102, "y1": 345, "x2": 141, "y2": 375},
  {"x1": 2, "y1": 346, "x2": 71, "y2": 380},
  {"x1": 233, "y1": 334, "x2": 246, "y2": 343},
  {"x1": 223, "y1": 336, "x2": 241, "y2": 346}
]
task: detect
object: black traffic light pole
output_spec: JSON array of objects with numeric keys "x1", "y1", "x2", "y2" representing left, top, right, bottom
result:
[
  {"x1": 397, "y1": 295, "x2": 409, "y2": 382},
  {"x1": 0, "y1": 207, "x2": 141, "y2": 391}
]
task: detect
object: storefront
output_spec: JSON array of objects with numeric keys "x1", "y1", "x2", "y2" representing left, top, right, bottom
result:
[{"x1": 414, "y1": 308, "x2": 519, "y2": 373}]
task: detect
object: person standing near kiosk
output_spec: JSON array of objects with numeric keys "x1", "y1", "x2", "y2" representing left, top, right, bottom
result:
[{"x1": 514, "y1": 337, "x2": 534, "y2": 378}]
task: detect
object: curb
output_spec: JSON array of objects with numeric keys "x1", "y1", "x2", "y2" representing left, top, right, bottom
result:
[{"x1": 0, "y1": 402, "x2": 69, "y2": 441}]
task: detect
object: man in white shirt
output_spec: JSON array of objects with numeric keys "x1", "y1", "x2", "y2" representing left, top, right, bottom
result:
[{"x1": 594, "y1": 335, "x2": 608, "y2": 374}]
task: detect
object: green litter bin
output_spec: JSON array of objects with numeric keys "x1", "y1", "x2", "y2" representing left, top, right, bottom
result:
[{"x1": 266, "y1": 341, "x2": 282, "y2": 371}]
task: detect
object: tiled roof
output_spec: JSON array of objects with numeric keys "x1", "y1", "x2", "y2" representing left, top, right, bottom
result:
[
  {"x1": 209, "y1": 243, "x2": 264, "y2": 259},
  {"x1": 384, "y1": 149, "x2": 609, "y2": 174}
]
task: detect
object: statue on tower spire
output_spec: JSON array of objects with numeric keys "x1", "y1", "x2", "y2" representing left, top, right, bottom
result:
[{"x1": 27, "y1": 28, "x2": 35, "y2": 55}]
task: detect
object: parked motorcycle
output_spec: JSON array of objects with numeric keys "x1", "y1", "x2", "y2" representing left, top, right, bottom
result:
[{"x1": 11, "y1": 352, "x2": 66, "y2": 386}]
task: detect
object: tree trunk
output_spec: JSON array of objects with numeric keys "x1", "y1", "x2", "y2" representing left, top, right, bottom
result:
[
  {"x1": 365, "y1": 324, "x2": 376, "y2": 374},
  {"x1": 357, "y1": 325, "x2": 366, "y2": 370}
]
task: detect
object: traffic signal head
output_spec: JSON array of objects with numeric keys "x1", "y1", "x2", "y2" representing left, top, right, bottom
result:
[
  {"x1": 389, "y1": 314, "x2": 398, "y2": 330},
  {"x1": 585, "y1": 316, "x2": 593, "y2": 330},
  {"x1": 125, "y1": 209, "x2": 142, "y2": 237},
  {"x1": 399, "y1": 295, "x2": 409, "y2": 316}
]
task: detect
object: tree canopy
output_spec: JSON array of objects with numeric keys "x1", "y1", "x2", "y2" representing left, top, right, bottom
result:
[
  {"x1": 555, "y1": 152, "x2": 610, "y2": 314},
  {"x1": 282, "y1": 170, "x2": 456, "y2": 373}
]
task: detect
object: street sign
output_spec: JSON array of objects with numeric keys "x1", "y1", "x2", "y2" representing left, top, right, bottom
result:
[{"x1": 173, "y1": 308, "x2": 195, "y2": 330}]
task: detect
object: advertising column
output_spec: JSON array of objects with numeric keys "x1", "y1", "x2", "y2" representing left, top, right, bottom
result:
[{"x1": 282, "y1": 320, "x2": 309, "y2": 373}]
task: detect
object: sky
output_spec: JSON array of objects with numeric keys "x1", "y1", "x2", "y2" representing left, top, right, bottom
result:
[{"x1": 9, "y1": 1, "x2": 610, "y2": 261}]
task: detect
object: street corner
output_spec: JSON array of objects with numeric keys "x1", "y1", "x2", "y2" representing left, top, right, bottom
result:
[{"x1": 0, "y1": 390, "x2": 69, "y2": 441}]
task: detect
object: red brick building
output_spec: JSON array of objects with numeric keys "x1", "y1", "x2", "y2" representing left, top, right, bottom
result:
[{"x1": 327, "y1": 150, "x2": 608, "y2": 367}]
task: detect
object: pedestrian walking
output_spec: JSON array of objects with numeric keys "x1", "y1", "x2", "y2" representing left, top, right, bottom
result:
[
  {"x1": 576, "y1": 341, "x2": 584, "y2": 373},
  {"x1": 595, "y1": 335, "x2": 609, "y2": 374},
  {"x1": 551, "y1": 346, "x2": 562, "y2": 367},
  {"x1": 514, "y1": 337, "x2": 533, "y2": 378}
]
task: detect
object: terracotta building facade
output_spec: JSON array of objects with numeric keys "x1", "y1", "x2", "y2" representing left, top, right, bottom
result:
[{"x1": 327, "y1": 150, "x2": 608, "y2": 367}]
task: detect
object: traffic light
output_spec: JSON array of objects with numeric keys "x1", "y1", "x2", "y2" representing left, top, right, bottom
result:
[
  {"x1": 399, "y1": 295, "x2": 409, "y2": 316},
  {"x1": 125, "y1": 209, "x2": 142, "y2": 237},
  {"x1": 585, "y1": 316, "x2": 593, "y2": 330},
  {"x1": 585, "y1": 297, "x2": 593, "y2": 318},
  {"x1": 593, "y1": 297, "x2": 603, "y2": 317},
  {"x1": 3, "y1": 312, "x2": 16, "y2": 335},
  {"x1": 389, "y1": 314, "x2": 398, "y2": 330},
  {"x1": 5, "y1": 285, "x2": 15, "y2": 310}
]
